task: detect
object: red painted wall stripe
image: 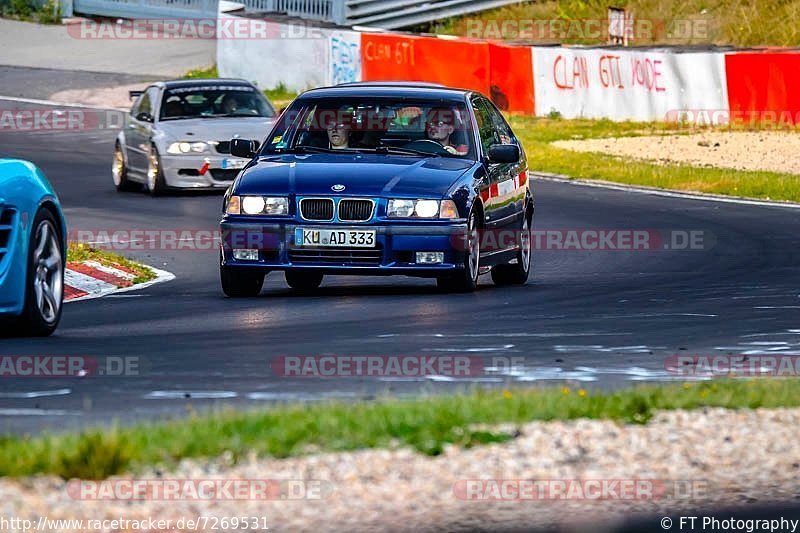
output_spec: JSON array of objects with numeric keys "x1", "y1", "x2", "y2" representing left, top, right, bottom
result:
[{"x1": 725, "y1": 52, "x2": 800, "y2": 124}]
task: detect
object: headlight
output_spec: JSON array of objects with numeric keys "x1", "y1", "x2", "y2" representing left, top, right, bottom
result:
[
  {"x1": 167, "y1": 141, "x2": 209, "y2": 154},
  {"x1": 226, "y1": 195, "x2": 289, "y2": 216},
  {"x1": 387, "y1": 199, "x2": 460, "y2": 219}
]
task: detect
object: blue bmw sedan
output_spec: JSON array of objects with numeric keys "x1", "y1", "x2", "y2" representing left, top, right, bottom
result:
[
  {"x1": 219, "y1": 83, "x2": 533, "y2": 296},
  {"x1": 0, "y1": 159, "x2": 66, "y2": 336}
]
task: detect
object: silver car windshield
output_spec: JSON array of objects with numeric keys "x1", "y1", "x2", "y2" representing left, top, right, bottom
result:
[{"x1": 160, "y1": 85, "x2": 275, "y2": 120}]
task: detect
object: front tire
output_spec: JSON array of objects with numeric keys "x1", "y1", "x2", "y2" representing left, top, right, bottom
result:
[
  {"x1": 112, "y1": 143, "x2": 138, "y2": 192},
  {"x1": 491, "y1": 211, "x2": 532, "y2": 286},
  {"x1": 437, "y1": 209, "x2": 480, "y2": 293},
  {"x1": 146, "y1": 146, "x2": 167, "y2": 196},
  {"x1": 220, "y1": 261, "x2": 264, "y2": 298},
  {"x1": 20, "y1": 209, "x2": 64, "y2": 336}
]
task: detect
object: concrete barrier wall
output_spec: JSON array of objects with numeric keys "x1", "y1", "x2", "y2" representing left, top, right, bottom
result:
[
  {"x1": 532, "y1": 47, "x2": 729, "y2": 122},
  {"x1": 217, "y1": 16, "x2": 362, "y2": 91},
  {"x1": 217, "y1": 13, "x2": 799, "y2": 124}
]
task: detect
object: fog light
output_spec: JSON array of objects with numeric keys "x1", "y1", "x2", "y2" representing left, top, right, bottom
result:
[
  {"x1": 233, "y1": 249, "x2": 259, "y2": 260},
  {"x1": 416, "y1": 252, "x2": 443, "y2": 264}
]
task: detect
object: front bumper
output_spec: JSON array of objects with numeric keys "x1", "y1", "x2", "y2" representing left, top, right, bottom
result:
[
  {"x1": 220, "y1": 220, "x2": 468, "y2": 276},
  {"x1": 160, "y1": 154, "x2": 249, "y2": 189}
]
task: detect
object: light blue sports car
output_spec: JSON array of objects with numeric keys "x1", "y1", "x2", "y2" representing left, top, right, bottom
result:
[{"x1": 0, "y1": 159, "x2": 66, "y2": 336}]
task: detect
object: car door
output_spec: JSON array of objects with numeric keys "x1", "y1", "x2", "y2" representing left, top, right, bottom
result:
[
  {"x1": 126, "y1": 86, "x2": 158, "y2": 174},
  {"x1": 470, "y1": 96, "x2": 522, "y2": 235},
  {"x1": 482, "y1": 98, "x2": 527, "y2": 231}
]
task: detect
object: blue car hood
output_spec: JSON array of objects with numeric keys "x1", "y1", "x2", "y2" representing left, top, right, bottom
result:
[{"x1": 235, "y1": 153, "x2": 476, "y2": 198}]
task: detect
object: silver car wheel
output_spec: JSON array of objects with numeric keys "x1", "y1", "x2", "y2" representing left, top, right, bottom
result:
[
  {"x1": 467, "y1": 212, "x2": 480, "y2": 283},
  {"x1": 32, "y1": 220, "x2": 63, "y2": 324},
  {"x1": 147, "y1": 149, "x2": 159, "y2": 191},
  {"x1": 112, "y1": 146, "x2": 124, "y2": 187},
  {"x1": 520, "y1": 215, "x2": 531, "y2": 273}
]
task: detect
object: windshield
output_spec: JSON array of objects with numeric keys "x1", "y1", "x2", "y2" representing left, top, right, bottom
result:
[
  {"x1": 159, "y1": 84, "x2": 275, "y2": 120},
  {"x1": 263, "y1": 98, "x2": 476, "y2": 159}
]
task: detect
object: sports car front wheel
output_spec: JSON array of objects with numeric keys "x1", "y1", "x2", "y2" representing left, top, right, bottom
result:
[
  {"x1": 20, "y1": 209, "x2": 64, "y2": 336},
  {"x1": 437, "y1": 210, "x2": 480, "y2": 293}
]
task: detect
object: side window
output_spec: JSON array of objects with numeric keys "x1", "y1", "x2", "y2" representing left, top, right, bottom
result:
[
  {"x1": 484, "y1": 99, "x2": 516, "y2": 146},
  {"x1": 471, "y1": 96, "x2": 496, "y2": 153},
  {"x1": 132, "y1": 87, "x2": 157, "y2": 119}
]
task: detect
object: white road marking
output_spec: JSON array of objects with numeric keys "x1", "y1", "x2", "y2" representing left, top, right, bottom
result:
[
  {"x1": 144, "y1": 391, "x2": 237, "y2": 399},
  {"x1": 0, "y1": 389, "x2": 71, "y2": 398},
  {"x1": 0, "y1": 94, "x2": 125, "y2": 111},
  {"x1": 534, "y1": 172, "x2": 800, "y2": 210}
]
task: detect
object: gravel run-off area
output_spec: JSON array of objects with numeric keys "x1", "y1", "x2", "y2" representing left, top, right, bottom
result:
[
  {"x1": 3, "y1": 407, "x2": 800, "y2": 532},
  {"x1": 554, "y1": 131, "x2": 800, "y2": 175}
]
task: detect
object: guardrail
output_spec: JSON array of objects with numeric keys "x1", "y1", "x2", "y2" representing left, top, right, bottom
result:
[{"x1": 234, "y1": 0, "x2": 525, "y2": 28}]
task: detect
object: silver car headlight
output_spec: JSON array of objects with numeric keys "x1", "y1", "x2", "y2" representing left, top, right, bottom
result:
[
  {"x1": 387, "y1": 199, "x2": 459, "y2": 219},
  {"x1": 167, "y1": 141, "x2": 210, "y2": 154},
  {"x1": 226, "y1": 195, "x2": 289, "y2": 216}
]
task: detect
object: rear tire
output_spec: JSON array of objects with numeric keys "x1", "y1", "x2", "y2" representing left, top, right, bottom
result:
[
  {"x1": 491, "y1": 211, "x2": 532, "y2": 286},
  {"x1": 285, "y1": 270, "x2": 323, "y2": 292},
  {"x1": 20, "y1": 209, "x2": 64, "y2": 336},
  {"x1": 112, "y1": 143, "x2": 138, "y2": 192},
  {"x1": 437, "y1": 209, "x2": 480, "y2": 293},
  {"x1": 220, "y1": 261, "x2": 264, "y2": 298}
]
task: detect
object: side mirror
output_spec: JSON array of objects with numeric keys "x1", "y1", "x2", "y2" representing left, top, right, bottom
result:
[
  {"x1": 230, "y1": 138, "x2": 258, "y2": 158},
  {"x1": 487, "y1": 144, "x2": 520, "y2": 164},
  {"x1": 135, "y1": 112, "x2": 153, "y2": 123}
]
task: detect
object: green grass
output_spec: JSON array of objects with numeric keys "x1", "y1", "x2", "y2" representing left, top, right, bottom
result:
[
  {"x1": 3, "y1": 379, "x2": 800, "y2": 479},
  {"x1": 430, "y1": 0, "x2": 800, "y2": 47},
  {"x1": 67, "y1": 243, "x2": 155, "y2": 284},
  {"x1": 1, "y1": 0, "x2": 60, "y2": 23},
  {"x1": 510, "y1": 115, "x2": 800, "y2": 202}
]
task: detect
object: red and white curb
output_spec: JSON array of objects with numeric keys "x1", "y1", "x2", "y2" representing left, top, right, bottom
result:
[{"x1": 64, "y1": 260, "x2": 175, "y2": 302}]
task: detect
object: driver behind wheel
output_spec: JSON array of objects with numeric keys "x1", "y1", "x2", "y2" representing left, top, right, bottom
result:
[
  {"x1": 323, "y1": 110, "x2": 355, "y2": 150},
  {"x1": 425, "y1": 107, "x2": 468, "y2": 155}
]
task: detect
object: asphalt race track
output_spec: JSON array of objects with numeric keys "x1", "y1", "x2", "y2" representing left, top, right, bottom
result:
[{"x1": 1, "y1": 100, "x2": 800, "y2": 434}]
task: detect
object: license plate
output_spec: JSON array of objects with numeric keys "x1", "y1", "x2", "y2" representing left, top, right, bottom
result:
[
  {"x1": 221, "y1": 158, "x2": 248, "y2": 170},
  {"x1": 295, "y1": 228, "x2": 376, "y2": 248}
]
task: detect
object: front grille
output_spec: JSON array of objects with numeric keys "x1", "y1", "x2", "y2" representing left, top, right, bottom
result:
[
  {"x1": 209, "y1": 169, "x2": 239, "y2": 181},
  {"x1": 300, "y1": 199, "x2": 334, "y2": 221},
  {"x1": 215, "y1": 141, "x2": 230, "y2": 154},
  {"x1": 0, "y1": 208, "x2": 15, "y2": 264},
  {"x1": 289, "y1": 247, "x2": 382, "y2": 266},
  {"x1": 338, "y1": 199, "x2": 374, "y2": 222}
]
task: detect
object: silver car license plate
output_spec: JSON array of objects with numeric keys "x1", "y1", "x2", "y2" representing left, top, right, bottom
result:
[{"x1": 295, "y1": 228, "x2": 376, "y2": 248}]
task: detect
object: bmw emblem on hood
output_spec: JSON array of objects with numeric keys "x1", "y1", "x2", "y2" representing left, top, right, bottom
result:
[{"x1": 331, "y1": 184, "x2": 346, "y2": 192}]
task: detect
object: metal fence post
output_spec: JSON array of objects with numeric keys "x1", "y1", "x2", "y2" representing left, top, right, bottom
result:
[{"x1": 332, "y1": 0, "x2": 346, "y2": 26}]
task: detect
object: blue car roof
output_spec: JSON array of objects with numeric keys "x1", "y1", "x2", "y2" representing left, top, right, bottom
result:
[{"x1": 297, "y1": 84, "x2": 472, "y2": 102}]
